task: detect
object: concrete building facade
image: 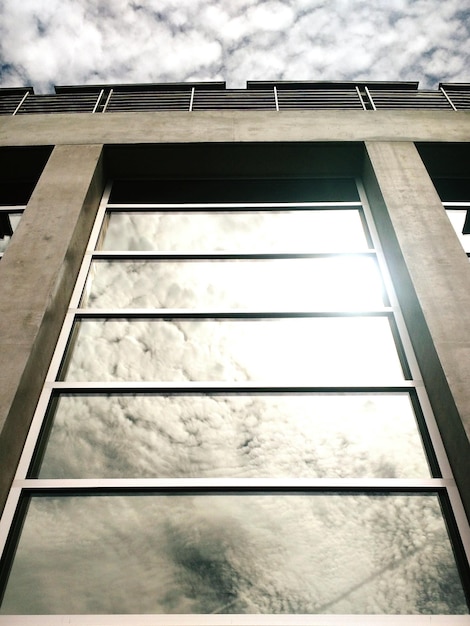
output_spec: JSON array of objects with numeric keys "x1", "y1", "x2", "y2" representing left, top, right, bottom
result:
[{"x1": 0, "y1": 82, "x2": 469, "y2": 623}]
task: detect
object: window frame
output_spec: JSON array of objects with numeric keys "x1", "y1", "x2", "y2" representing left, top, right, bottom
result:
[{"x1": 0, "y1": 179, "x2": 469, "y2": 622}]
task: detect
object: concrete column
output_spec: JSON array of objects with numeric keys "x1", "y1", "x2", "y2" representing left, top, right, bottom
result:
[
  {"x1": 0, "y1": 144, "x2": 104, "y2": 512},
  {"x1": 363, "y1": 141, "x2": 470, "y2": 519}
]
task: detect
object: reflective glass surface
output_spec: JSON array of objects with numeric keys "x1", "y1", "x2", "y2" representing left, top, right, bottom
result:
[
  {"x1": 108, "y1": 178, "x2": 361, "y2": 204},
  {"x1": 81, "y1": 257, "x2": 385, "y2": 310},
  {"x1": 98, "y1": 209, "x2": 370, "y2": 252},
  {"x1": 60, "y1": 317, "x2": 405, "y2": 383},
  {"x1": 446, "y1": 209, "x2": 470, "y2": 254},
  {"x1": 1, "y1": 493, "x2": 466, "y2": 614},
  {"x1": 0, "y1": 213, "x2": 22, "y2": 253},
  {"x1": 36, "y1": 393, "x2": 430, "y2": 478}
]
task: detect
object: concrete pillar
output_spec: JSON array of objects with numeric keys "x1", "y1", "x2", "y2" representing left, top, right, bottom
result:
[
  {"x1": 0, "y1": 144, "x2": 104, "y2": 512},
  {"x1": 363, "y1": 141, "x2": 470, "y2": 519}
]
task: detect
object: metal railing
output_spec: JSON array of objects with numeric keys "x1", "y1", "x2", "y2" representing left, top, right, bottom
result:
[
  {"x1": 1, "y1": 82, "x2": 469, "y2": 114},
  {"x1": 367, "y1": 88, "x2": 453, "y2": 110},
  {"x1": 14, "y1": 92, "x2": 102, "y2": 114}
]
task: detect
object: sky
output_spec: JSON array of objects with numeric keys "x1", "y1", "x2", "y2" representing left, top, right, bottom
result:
[
  {"x1": 2, "y1": 493, "x2": 467, "y2": 613},
  {"x1": 0, "y1": 0, "x2": 470, "y2": 94}
]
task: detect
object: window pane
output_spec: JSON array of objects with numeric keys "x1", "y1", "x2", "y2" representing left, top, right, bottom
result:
[
  {"x1": 35, "y1": 393, "x2": 430, "y2": 479},
  {"x1": 81, "y1": 257, "x2": 385, "y2": 310},
  {"x1": 60, "y1": 317, "x2": 406, "y2": 383},
  {"x1": 446, "y1": 209, "x2": 470, "y2": 254},
  {"x1": 1, "y1": 493, "x2": 466, "y2": 614},
  {"x1": 98, "y1": 210, "x2": 370, "y2": 252},
  {"x1": 108, "y1": 178, "x2": 361, "y2": 204},
  {"x1": 0, "y1": 213, "x2": 22, "y2": 253}
]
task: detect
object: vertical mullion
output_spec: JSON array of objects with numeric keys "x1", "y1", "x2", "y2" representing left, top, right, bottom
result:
[{"x1": 68, "y1": 182, "x2": 112, "y2": 309}]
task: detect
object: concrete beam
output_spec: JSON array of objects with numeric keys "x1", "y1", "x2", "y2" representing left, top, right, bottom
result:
[
  {"x1": 0, "y1": 144, "x2": 104, "y2": 513},
  {"x1": 0, "y1": 110, "x2": 470, "y2": 147},
  {"x1": 363, "y1": 141, "x2": 470, "y2": 519}
]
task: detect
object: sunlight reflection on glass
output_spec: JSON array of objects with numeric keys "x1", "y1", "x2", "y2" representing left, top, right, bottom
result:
[
  {"x1": 445, "y1": 209, "x2": 470, "y2": 254},
  {"x1": 98, "y1": 209, "x2": 371, "y2": 252},
  {"x1": 60, "y1": 317, "x2": 406, "y2": 384},
  {"x1": 81, "y1": 256, "x2": 385, "y2": 310},
  {"x1": 36, "y1": 393, "x2": 430, "y2": 479}
]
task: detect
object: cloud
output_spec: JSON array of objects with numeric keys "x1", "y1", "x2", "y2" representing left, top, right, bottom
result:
[
  {"x1": 60, "y1": 316, "x2": 405, "y2": 384},
  {"x1": 1, "y1": 492, "x2": 467, "y2": 613},
  {"x1": 37, "y1": 392, "x2": 431, "y2": 480},
  {"x1": 0, "y1": 0, "x2": 469, "y2": 92}
]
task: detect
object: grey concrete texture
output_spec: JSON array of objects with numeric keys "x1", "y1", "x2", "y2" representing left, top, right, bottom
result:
[
  {"x1": 0, "y1": 110, "x2": 470, "y2": 147},
  {"x1": 0, "y1": 144, "x2": 104, "y2": 513},
  {"x1": 364, "y1": 141, "x2": 470, "y2": 518}
]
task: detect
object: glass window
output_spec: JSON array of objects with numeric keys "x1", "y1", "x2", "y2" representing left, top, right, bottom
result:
[
  {"x1": 98, "y1": 209, "x2": 371, "y2": 252},
  {"x1": 35, "y1": 393, "x2": 430, "y2": 479},
  {"x1": 108, "y1": 178, "x2": 361, "y2": 204},
  {"x1": 81, "y1": 256, "x2": 386, "y2": 310},
  {"x1": 445, "y1": 208, "x2": 470, "y2": 255},
  {"x1": 0, "y1": 212, "x2": 22, "y2": 254},
  {"x1": 1, "y1": 492, "x2": 466, "y2": 615},
  {"x1": 3, "y1": 176, "x2": 469, "y2": 620},
  {"x1": 60, "y1": 317, "x2": 406, "y2": 384}
]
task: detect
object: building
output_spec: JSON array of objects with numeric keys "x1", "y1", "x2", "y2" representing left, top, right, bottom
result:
[{"x1": 0, "y1": 81, "x2": 470, "y2": 623}]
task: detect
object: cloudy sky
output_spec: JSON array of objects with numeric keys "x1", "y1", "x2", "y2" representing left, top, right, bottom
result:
[
  {"x1": 0, "y1": 0, "x2": 469, "y2": 94},
  {"x1": 2, "y1": 493, "x2": 467, "y2": 613}
]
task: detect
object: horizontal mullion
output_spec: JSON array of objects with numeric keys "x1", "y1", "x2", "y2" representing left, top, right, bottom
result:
[
  {"x1": 375, "y1": 101, "x2": 450, "y2": 106},
  {"x1": 20, "y1": 107, "x2": 94, "y2": 113},
  {"x1": 194, "y1": 93, "x2": 273, "y2": 98},
  {"x1": 375, "y1": 103, "x2": 450, "y2": 108},
  {"x1": 111, "y1": 94, "x2": 190, "y2": 99},
  {"x1": 278, "y1": 96, "x2": 360, "y2": 101},
  {"x1": 109, "y1": 102, "x2": 190, "y2": 108},
  {"x1": 372, "y1": 95, "x2": 447, "y2": 100},
  {"x1": 3, "y1": 618, "x2": 470, "y2": 626},
  {"x1": 193, "y1": 104, "x2": 275, "y2": 109},
  {"x1": 195, "y1": 97, "x2": 275, "y2": 102},
  {"x1": 106, "y1": 201, "x2": 363, "y2": 209},
  {"x1": 193, "y1": 96, "x2": 272, "y2": 99},
  {"x1": 14, "y1": 478, "x2": 450, "y2": 491},
  {"x1": 193, "y1": 105, "x2": 275, "y2": 110},
  {"x1": 109, "y1": 104, "x2": 190, "y2": 108},
  {"x1": 279, "y1": 103, "x2": 362, "y2": 107},
  {"x1": 278, "y1": 105, "x2": 363, "y2": 108},
  {"x1": 372, "y1": 100, "x2": 449, "y2": 105},
  {"x1": 107, "y1": 107, "x2": 189, "y2": 112},
  {"x1": 73, "y1": 309, "x2": 394, "y2": 319},
  {"x1": 22, "y1": 101, "x2": 96, "y2": 107},
  {"x1": 90, "y1": 251, "x2": 377, "y2": 260},
  {"x1": 109, "y1": 104, "x2": 190, "y2": 109},
  {"x1": 47, "y1": 381, "x2": 417, "y2": 392}
]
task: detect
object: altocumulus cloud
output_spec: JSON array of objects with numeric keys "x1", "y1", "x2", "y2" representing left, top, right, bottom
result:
[{"x1": 0, "y1": 0, "x2": 469, "y2": 92}]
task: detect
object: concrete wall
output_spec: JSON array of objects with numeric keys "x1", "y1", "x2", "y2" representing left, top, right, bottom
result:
[{"x1": 0, "y1": 144, "x2": 104, "y2": 511}]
